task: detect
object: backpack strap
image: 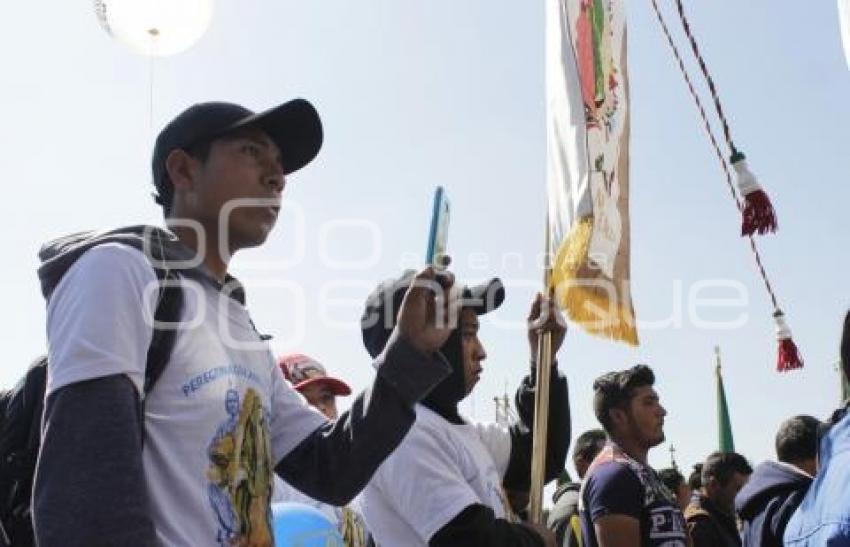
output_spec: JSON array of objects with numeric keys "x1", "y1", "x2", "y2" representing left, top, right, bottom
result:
[
  {"x1": 143, "y1": 266, "x2": 183, "y2": 396},
  {"x1": 138, "y1": 267, "x2": 183, "y2": 449}
]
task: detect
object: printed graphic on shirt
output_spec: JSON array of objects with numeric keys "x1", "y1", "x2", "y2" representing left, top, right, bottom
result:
[
  {"x1": 207, "y1": 387, "x2": 274, "y2": 547},
  {"x1": 646, "y1": 502, "x2": 687, "y2": 546},
  {"x1": 183, "y1": 364, "x2": 262, "y2": 397}
]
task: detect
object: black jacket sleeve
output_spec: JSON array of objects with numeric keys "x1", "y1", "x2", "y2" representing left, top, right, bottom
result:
[
  {"x1": 32, "y1": 375, "x2": 157, "y2": 547},
  {"x1": 276, "y1": 331, "x2": 451, "y2": 506},
  {"x1": 429, "y1": 504, "x2": 544, "y2": 547},
  {"x1": 502, "y1": 362, "x2": 570, "y2": 492}
]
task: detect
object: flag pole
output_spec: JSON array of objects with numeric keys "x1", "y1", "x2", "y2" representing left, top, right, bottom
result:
[
  {"x1": 715, "y1": 345, "x2": 735, "y2": 452},
  {"x1": 529, "y1": 215, "x2": 554, "y2": 524}
]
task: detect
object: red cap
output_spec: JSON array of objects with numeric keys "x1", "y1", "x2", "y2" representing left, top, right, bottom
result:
[{"x1": 278, "y1": 353, "x2": 351, "y2": 396}]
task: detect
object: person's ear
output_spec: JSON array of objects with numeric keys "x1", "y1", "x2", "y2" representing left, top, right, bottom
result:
[
  {"x1": 165, "y1": 149, "x2": 201, "y2": 192},
  {"x1": 609, "y1": 407, "x2": 627, "y2": 431}
]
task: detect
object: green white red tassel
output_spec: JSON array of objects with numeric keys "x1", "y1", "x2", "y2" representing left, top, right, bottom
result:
[
  {"x1": 732, "y1": 151, "x2": 777, "y2": 237},
  {"x1": 774, "y1": 310, "x2": 803, "y2": 372}
]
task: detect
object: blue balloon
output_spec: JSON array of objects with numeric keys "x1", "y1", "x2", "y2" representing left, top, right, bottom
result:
[{"x1": 271, "y1": 502, "x2": 344, "y2": 547}]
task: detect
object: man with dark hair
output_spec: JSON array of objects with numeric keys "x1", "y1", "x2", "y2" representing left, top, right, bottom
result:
[
  {"x1": 774, "y1": 416, "x2": 821, "y2": 468},
  {"x1": 735, "y1": 415, "x2": 819, "y2": 547},
  {"x1": 784, "y1": 310, "x2": 850, "y2": 546},
  {"x1": 685, "y1": 451, "x2": 752, "y2": 547},
  {"x1": 658, "y1": 468, "x2": 690, "y2": 511},
  {"x1": 548, "y1": 429, "x2": 607, "y2": 546},
  {"x1": 579, "y1": 365, "x2": 687, "y2": 547},
  {"x1": 29, "y1": 100, "x2": 460, "y2": 547},
  {"x1": 573, "y1": 430, "x2": 608, "y2": 479},
  {"x1": 357, "y1": 273, "x2": 570, "y2": 546}
]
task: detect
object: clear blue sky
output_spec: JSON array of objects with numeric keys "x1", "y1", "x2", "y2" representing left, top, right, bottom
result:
[{"x1": 2, "y1": 0, "x2": 849, "y2": 481}]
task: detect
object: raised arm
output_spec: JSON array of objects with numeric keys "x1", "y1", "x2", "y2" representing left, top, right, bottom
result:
[
  {"x1": 503, "y1": 294, "x2": 571, "y2": 492},
  {"x1": 276, "y1": 267, "x2": 458, "y2": 504}
]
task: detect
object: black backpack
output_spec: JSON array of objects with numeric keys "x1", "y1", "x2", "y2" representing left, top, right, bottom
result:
[{"x1": 0, "y1": 266, "x2": 183, "y2": 547}]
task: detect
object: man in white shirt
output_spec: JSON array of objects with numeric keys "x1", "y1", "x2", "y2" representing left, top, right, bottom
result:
[
  {"x1": 357, "y1": 271, "x2": 571, "y2": 547},
  {"x1": 32, "y1": 99, "x2": 458, "y2": 547}
]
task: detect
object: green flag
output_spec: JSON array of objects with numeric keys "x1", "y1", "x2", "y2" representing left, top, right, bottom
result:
[{"x1": 716, "y1": 362, "x2": 735, "y2": 452}]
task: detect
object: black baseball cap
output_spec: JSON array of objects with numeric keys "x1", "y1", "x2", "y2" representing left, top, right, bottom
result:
[
  {"x1": 152, "y1": 99, "x2": 323, "y2": 206},
  {"x1": 360, "y1": 270, "x2": 505, "y2": 358}
]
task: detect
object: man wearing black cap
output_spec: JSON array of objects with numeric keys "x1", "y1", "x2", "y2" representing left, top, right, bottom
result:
[
  {"x1": 32, "y1": 100, "x2": 458, "y2": 547},
  {"x1": 357, "y1": 272, "x2": 571, "y2": 547}
]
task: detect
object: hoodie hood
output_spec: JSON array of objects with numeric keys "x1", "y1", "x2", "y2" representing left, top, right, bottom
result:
[
  {"x1": 361, "y1": 271, "x2": 504, "y2": 425},
  {"x1": 420, "y1": 327, "x2": 467, "y2": 424},
  {"x1": 735, "y1": 461, "x2": 812, "y2": 519},
  {"x1": 37, "y1": 225, "x2": 245, "y2": 304}
]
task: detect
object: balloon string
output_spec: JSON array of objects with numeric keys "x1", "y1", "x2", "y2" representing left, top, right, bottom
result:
[
  {"x1": 148, "y1": 34, "x2": 157, "y2": 145},
  {"x1": 149, "y1": 57, "x2": 154, "y2": 139}
]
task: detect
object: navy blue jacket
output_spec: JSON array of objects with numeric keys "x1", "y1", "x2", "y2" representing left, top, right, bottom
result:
[{"x1": 734, "y1": 461, "x2": 811, "y2": 547}]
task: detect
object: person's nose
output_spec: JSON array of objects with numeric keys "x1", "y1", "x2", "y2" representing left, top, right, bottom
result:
[
  {"x1": 322, "y1": 405, "x2": 338, "y2": 421},
  {"x1": 477, "y1": 341, "x2": 487, "y2": 362},
  {"x1": 262, "y1": 157, "x2": 286, "y2": 193},
  {"x1": 264, "y1": 170, "x2": 285, "y2": 193}
]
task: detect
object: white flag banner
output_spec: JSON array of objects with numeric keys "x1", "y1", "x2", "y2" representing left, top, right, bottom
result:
[{"x1": 546, "y1": 0, "x2": 637, "y2": 344}]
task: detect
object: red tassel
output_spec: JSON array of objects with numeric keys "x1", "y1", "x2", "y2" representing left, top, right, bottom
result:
[
  {"x1": 741, "y1": 189, "x2": 778, "y2": 237},
  {"x1": 731, "y1": 152, "x2": 778, "y2": 237},
  {"x1": 777, "y1": 338, "x2": 804, "y2": 372},
  {"x1": 774, "y1": 311, "x2": 803, "y2": 372}
]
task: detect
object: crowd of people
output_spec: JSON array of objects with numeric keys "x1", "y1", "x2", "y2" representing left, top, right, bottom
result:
[
  {"x1": 272, "y1": 353, "x2": 844, "y2": 547},
  {"x1": 543, "y1": 383, "x2": 841, "y2": 547},
  {"x1": 270, "y1": 354, "x2": 842, "y2": 547},
  {"x1": 2, "y1": 97, "x2": 848, "y2": 547}
]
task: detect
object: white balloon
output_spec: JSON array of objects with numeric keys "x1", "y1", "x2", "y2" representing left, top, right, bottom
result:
[
  {"x1": 840, "y1": 0, "x2": 850, "y2": 71},
  {"x1": 94, "y1": 0, "x2": 213, "y2": 57}
]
